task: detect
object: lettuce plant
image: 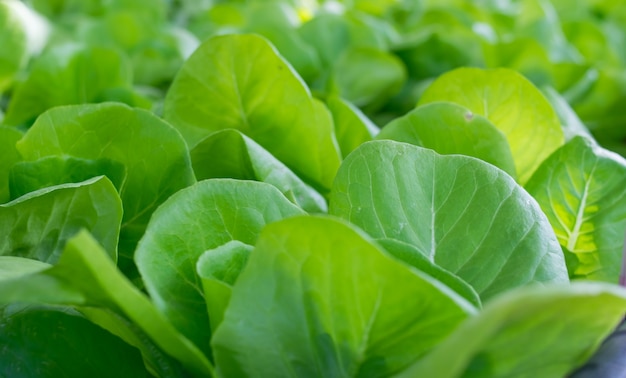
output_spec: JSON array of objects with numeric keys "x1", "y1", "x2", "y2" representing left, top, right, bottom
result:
[{"x1": 2, "y1": 1, "x2": 626, "y2": 377}]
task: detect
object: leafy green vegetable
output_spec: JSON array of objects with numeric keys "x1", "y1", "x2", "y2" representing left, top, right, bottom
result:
[
  {"x1": 0, "y1": 126, "x2": 22, "y2": 203},
  {"x1": 419, "y1": 67, "x2": 564, "y2": 183},
  {"x1": 376, "y1": 102, "x2": 516, "y2": 177},
  {"x1": 164, "y1": 33, "x2": 342, "y2": 191},
  {"x1": 190, "y1": 129, "x2": 327, "y2": 213},
  {"x1": 376, "y1": 238, "x2": 481, "y2": 308},
  {"x1": 330, "y1": 140, "x2": 568, "y2": 300},
  {"x1": 3, "y1": 1, "x2": 626, "y2": 376},
  {"x1": 525, "y1": 136, "x2": 626, "y2": 282},
  {"x1": 0, "y1": 231, "x2": 214, "y2": 377},
  {"x1": 399, "y1": 283, "x2": 626, "y2": 378},
  {"x1": 212, "y1": 215, "x2": 476, "y2": 377},
  {"x1": 196, "y1": 240, "x2": 252, "y2": 333},
  {"x1": 9, "y1": 156, "x2": 126, "y2": 199},
  {"x1": 16, "y1": 103, "x2": 195, "y2": 258},
  {"x1": 326, "y1": 95, "x2": 377, "y2": 158},
  {"x1": 0, "y1": 303, "x2": 151, "y2": 377},
  {"x1": 4, "y1": 44, "x2": 138, "y2": 128},
  {"x1": 135, "y1": 179, "x2": 304, "y2": 357},
  {"x1": 0, "y1": 176, "x2": 121, "y2": 263}
]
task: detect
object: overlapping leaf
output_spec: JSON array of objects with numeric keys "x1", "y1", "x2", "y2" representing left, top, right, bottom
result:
[
  {"x1": 330, "y1": 140, "x2": 568, "y2": 300},
  {"x1": 419, "y1": 67, "x2": 564, "y2": 183},
  {"x1": 212, "y1": 216, "x2": 476, "y2": 377},
  {"x1": 164, "y1": 34, "x2": 342, "y2": 191},
  {"x1": 135, "y1": 179, "x2": 304, "y2": 356},
  {"x1": 525, "y1": 136, "x2": 626, "y2": 282}
]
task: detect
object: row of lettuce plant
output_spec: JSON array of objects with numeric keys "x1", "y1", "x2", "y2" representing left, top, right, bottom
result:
[{"x1": 2, "y1": 0, "x2": 626, "y2": 377}]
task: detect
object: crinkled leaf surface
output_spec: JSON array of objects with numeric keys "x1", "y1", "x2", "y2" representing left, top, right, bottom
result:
[
  {"x1": 0, "y1": 231, "x2": 213, "y2": 377},
  {"x1": 330, "y1": 141, "x2": 568, "y2": 300},
  {"x1": 377, "y1": 102, "x2": 516, "y2": 178},
  {"x1": 419, "y1": 67, "x2": 564, "y2": 183},
  {"x1": 0, "y1": 304, "x2": 151, "y2": 377},
  {"x1": 525, "y1": 136, "x2": 626, "y2": 282},
  {"x1": 16, "y1": 103, "x2": 195, "y2": 257},
  {"x1": 212, "y1": 215, "x2": 476, "y2": 378},
  {"x1": 191, "y1": 129, "x2": 327, "y2": 213},
  {"x1": 9, "y1": 156, "x2": 126, "y2": 200},
  {"x1": 164, "y1": 33, "x2": 341, "y2": 191},
  {"x1": 0, "y1": 176, "x2": 121, "y2": 263},
  {"x1": 196, "y1": 240, "x2": 252, "y2": 333},
  {"x1": 376, "y1": 238, "x2": 481, "y2": 308},
  {"x1": 135, "y1": 179, "x2": 304, "y2": 357},
  {"x1": 4, "y1": 44, "x2": 134, "y2": 128},
  {"x1": 398, "y1": 283, "x2": 626, "y2": 378},
  {"x1": 0, "y1": 126, "x2": 22, "y2": 203}
]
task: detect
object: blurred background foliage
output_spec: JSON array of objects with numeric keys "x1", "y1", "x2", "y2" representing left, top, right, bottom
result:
[{"x1": 2, "y1": 0, "x2": 626, "y2": 154}]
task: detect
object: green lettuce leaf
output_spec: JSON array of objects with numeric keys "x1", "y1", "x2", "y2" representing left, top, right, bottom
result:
[
  {"x1": 0, "y1": 303, "x2": 151, "y2": 377},
  {"x1": 196, "y1": 240, "x2": 252, "y2": 333},
  {"x1": 0, "y1": 231, "x2": 214, "y2": 377},
  {"x1": 398, "y1": 283, "x2": 626, "y2": 378},
  {"x1": 9, "y1": 156, "x2": 126, "y2": 199},
  {"x1": 135, "y1": 179, "x2": 304, "y2": 357},
  {"x1": 419, "y1": 67, "x2": 564, "y2": 183},
  {"x1": 0, "y1": 176, "x2": 121, "y2": 263},
  {"x1": 212, "y1": 215, "x2": 476, "y2": 377},
  {"x1": 376, "y1": 238, "x2": 481, "y2": 308},
  {"x1": 326, "y1": 95, "x2": 377, "y2": 158},
  {"x1": 330, "y1": 140, "x2": 568, "y2": 300},
  {"x1": 376, "y1": 102, "x2": 516, "y2": 178},
  {"x1": 0, "y1": 126, "x2": 22, "y2": 203},
  {"x1": 191, "y1": 129, "x2": 327, "y2": 213},
  {"x1": 525, "y1": 136, "x2": 626, "y2": 282},
  {"x1": 164, "y1": 33, "x2": 342, "y2": 191},
  {"x1": 16, "y1": 103, "x2": 195, "y2": 258},
  {"x1": 4, "y1": 44, "x2": 136, "y2": 128}
]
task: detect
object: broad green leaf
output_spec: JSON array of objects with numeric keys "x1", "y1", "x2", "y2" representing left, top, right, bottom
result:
[
  {"x1": 376, "y1": 238, "x2": 481, "y2": 308},
  {"x1": 16, "y1": 103, "x2": 195, "y2": 259},
  {"x1": 332, "y1": 47, "x2": 406, "y2": 112},
  {"x1": 164, "y1": 34, "x2": 342, "y2": 191},
  {"x1": 4, "y1": 44, "x2": 135, "y2": 128},
  {"x1": 419, "y1": 67, "x2": 564, "y2": 183},
  {"x1": 191, "y1": 129, "x2": 327, "y2": 213},
  {"x1": 330, "y1": 141, "x2": 568, "y2": 300},
  {"x1": 0, "y1": 304, "x2": 151, "y2": 377},
  {"x1": 0, "y1": 1, "x2": 48, "y2": 93},
  {"x1": 0, "y1": 256, "x2": 48, "y2": 279},
  {"x1": 398, "y1": 283, "x2": 626, "y2": 378},
  {"x1": 0, "y1": 176, "x2": 121, "y2": 263},
  {"x1": 212, "y1": 215, "x2": 476, "y2": 377},
  {"x1": 376, "y1": 102, "x2": 516, "y2": 178},
  {"x1": 0, "y1": 126, "x2": 22, "y2": 203},
  {"x1": 525, "y1": 136, "x2": 626, "y2": 282},
  {"x1": 0, "y1": 231, "x2": 214, "y2": 377},
  {"x1": 135, "y1": 179, "x2": 304, "y2": 357},
  {"x1": 196, "y1": 240, "x2": 252, "y2": 333},
  {"x1": 326, "y1": 96, "x2": 377, "y2": 158},
  {"x1": 9, "y1": 156, "x2": 126, "y2": 200}
]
